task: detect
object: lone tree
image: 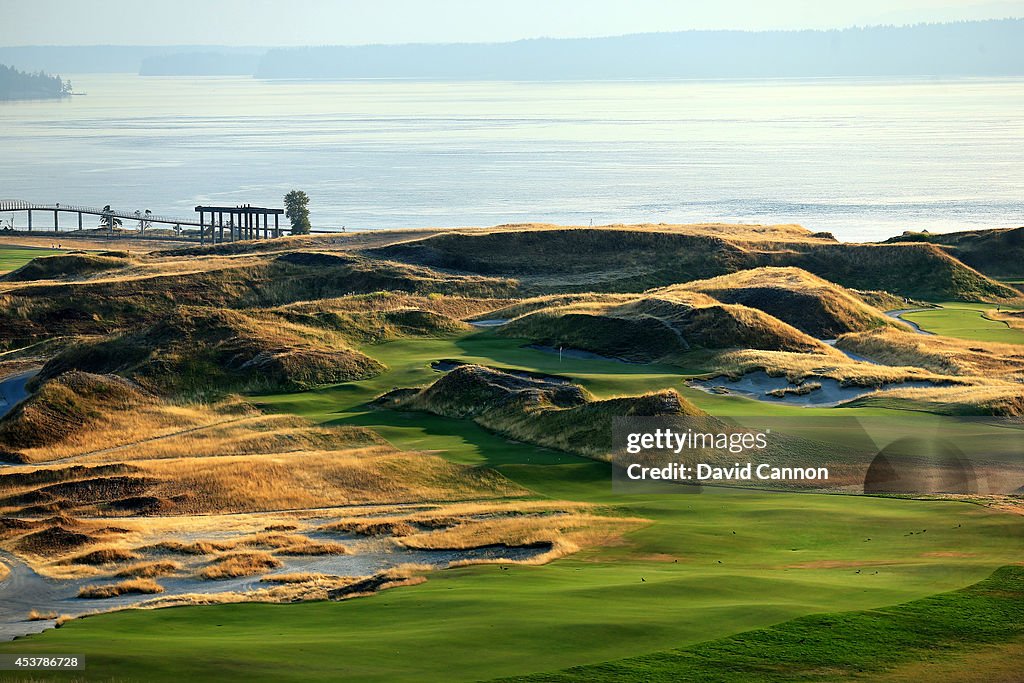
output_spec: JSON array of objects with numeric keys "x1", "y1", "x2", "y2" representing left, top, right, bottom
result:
[
  {"x1": 98, "y1": 205, "x2": 122, "y2": 232},
  {"x1": 283, "y1": 190, "x2": 311, "y2": 234}
]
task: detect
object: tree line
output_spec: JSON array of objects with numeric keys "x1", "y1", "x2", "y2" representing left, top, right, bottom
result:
[{"x1": 0, "y1": 63, "x2": 71, "y2": 100}]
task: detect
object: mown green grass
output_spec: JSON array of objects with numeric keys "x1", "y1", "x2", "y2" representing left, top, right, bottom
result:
[
  {"x1": 504, "y1": 565, "x2": 1024, "y2": 682},
  {"x1": 0, "y1": 247, "x2": 61, "y2": 274},
  {"x1": 3, "y1": 334, "x2": 1022, "y2": 682},
  {"x1": 902, "y1": 302, "x2": 1024, "y2": 344}
]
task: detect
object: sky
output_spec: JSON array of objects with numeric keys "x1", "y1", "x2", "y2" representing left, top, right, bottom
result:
[{"x1": 1, "y1": 0, "x2": 1023, "y2": 46}]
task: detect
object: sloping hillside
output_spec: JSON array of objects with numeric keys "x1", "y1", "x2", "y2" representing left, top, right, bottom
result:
[
  {"x1": 0, "y1": 250, "x2": 516, "y2": 349},
  {"x1": 35, "y1": 307, "x2": 384, "y2": 397},
  {"x1": 883, "y1": 226, "x2": 1024, "y2": 279},
  {"x1": 378, "y1": 364, "x2": 708, "y2": 460},
  {"x1": 673, "y1": 267, "x2": 906, "y2": 338},
  {"x1": 368, "y1": 226, "x2": 1018, "y2": 301},
  {"x1": 495, "y1": 292, "x2": 833, "y2": 362}
]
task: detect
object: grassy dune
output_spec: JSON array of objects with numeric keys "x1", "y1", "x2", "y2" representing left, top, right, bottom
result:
[
  {"x1": 2, "y1": 335, "x2": 1024, "y2": 680},
  {"x1": 673, "y1": 266, "x2": 907, "y2": 337},
  {"x1": 0, "y1": 249, "x2": 515, "y2": 349},
  {"x1": 836, "y1": 326, "x2": 1024, "y2": 378},
  {"x1": 3, "y1": 228, "x2": 1024, "y2": 681},
  {"x1": 368, "y1": 225, "x2": 1019, "y2": 301},
  {"x1": 495, "y1": 293, "x2": 831, "y2": 362},
  {"x1": 0, "y1": 376, "x2": 257, "y2": 463},
  {"x1": 35, "y1": 307, "x2": 386, "y2": 398},
  {"x1": 383, "y1": 363, "x2": 706, "y2": 460},
  {"x1": 884, "y1": 226, "x2": 1024, "y2": 279}
]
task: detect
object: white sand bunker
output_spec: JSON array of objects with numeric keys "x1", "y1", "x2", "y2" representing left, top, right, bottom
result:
[{"x1": 688, "y1": 371, "x2": 939, "y2": 407}]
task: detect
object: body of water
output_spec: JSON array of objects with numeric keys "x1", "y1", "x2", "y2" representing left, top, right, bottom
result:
[{"x1": 1, "y1": 74, "x2": 1022, "y2": 242}]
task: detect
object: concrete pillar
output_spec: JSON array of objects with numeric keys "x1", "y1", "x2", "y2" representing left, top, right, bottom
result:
[
  {"x1": 199, "y1": 211, "x2": 205, "y2": 245},
  {"x1": 54, "y1": 210, "x2": 59, "y2": 231},
  {"x1": 78, "y1": 212, "x2": 83, "y2": 230},
  {"x1": 27, "y1": 209, "x2": 32, "y2": 231}
]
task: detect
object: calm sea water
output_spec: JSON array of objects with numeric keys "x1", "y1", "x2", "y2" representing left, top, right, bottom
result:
[{"x1": 1, "y1": 74, "x2": 1022, "y2": 242}]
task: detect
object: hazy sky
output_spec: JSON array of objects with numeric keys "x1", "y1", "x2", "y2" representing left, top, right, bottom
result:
[{"x1": 1, "y1": 0, "x2": 1022, "y2": 46}]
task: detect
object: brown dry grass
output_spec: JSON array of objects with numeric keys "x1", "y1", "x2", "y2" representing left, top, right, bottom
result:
[
  {"x1": 135, "y1": 575, "x2": 363, "y2": 607},
  {"x1": 276, "y1": 541, "x2": 349, "y2": 556},
  {"x1": 145, "y1": 540, "x2": 236, "y2": 556},
  {"x1": 198, "y1": 552, "x2": 282, "y2": 579},
  {"x1": 471, "y1": 293, "x2": 634, "y2": 321},
  {"x1": 858, "y1": 384, "x2": 1024, "y2": 415},
  {"x1": 260, "y1": 572, "x2": 336, "y2": 584},
  {"x1": 62, "y1": 547, "x2": 140, "y2": 566},
  {"x1": 447, "y1": 221, "x2": 827, "y2": 243},
  {"x1": 837, "y1": 328, "x2": 1024, "y2": 379},
  {"x1": 7, "y1": 396, "x2": 256, "y2": 464},
  {"x1": 236, "y1": 532, "x2": 310, "y2": 549},
  {"x1": 75, "y1": 415, "x2": 385, "y2": 463},
  {"x1": 115, "y1": 561, "x2": 181, "y2": 578},
  {"x1": 78, "y1": 578, "x2": 164, "y2": 599},
  {"x1": 1, "y1": 431, "x2": 523, "y2": 519},
  {"x1": 0, "y1": 560, "x2": 7, "y2": 582},
  {"x1": 323, "y1": 519, "x2": 418, "y2": 537},
  {"x1": 26, "y1": 609, "x2": 58, "y2": 620},
  {"x1": 709, "y1": 348, "x2": 962, "y2": 385},
  {"x1": 668, "y1": 266, "x2": 908, "y2": 336},
  {"x1": 399, "y1": 512, "x2": 646, "y2": 565},
  {"x1": 274, "y1": 292, "x2": 513, "y2": 322},
  {"x1": 138, "y1": 448, "x2": 524, "y2": 515},
  {"x1": 314, "y1": 500, "x2": 649, "y2": 567},
  {"x1": 496, "y1": 292, "x2": 833, "y2": 361}
]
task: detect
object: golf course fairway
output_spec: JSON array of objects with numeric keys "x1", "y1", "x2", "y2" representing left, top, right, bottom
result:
[{"x1": 3, "y1": 334, "x2": 1023, "y2": 681}]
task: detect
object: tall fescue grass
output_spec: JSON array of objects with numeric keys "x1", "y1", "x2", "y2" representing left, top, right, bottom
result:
[
  {"x1": 710, "y1": 348, "x2": 959, "y2": 385},
  {"x1": 26, "y1": 609, "x2": 58, "y2": 620},
  {"x1": 837, "y1": 328, "x2": 1024, "y2": 378},
  {"x1": 140, "y1": 447, "x2": 524, "y2": 514},
  {"x1": 78, "y1": 578, "x2": 164, "y2": 599},
  {"x1": 115, "y1": 561, "x2": 181, "y2": 578},
  {"x1": 669, "y1": 266, "x2": 909, "y2": 337}
]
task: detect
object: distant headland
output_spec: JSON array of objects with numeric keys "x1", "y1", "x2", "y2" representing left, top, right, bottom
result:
[
  {"x1": 0, "y1": 19, "x2": 1022, "y2": 80},
  {"x1": 0, "y1": 63, "x2": 71, "y2": 100}
]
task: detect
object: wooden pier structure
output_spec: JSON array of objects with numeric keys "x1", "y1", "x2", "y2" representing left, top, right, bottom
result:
[
  {"x1": 195, "y1": 205, "x2": 285, "y2": 245},
  {"x1": 0, "y1": 200, "x2": 288, "y2": 245}
]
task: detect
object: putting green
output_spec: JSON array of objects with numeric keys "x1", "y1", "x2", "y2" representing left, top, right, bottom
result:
[
  {"x1": 0, "y1": 247, "x2": 61, "y2": 274},
  {"x1": 901, "y1": 302, "x2": 1024, "y2": 344},
  {"x1": 3, "y1": 334, "x2": 1022, "y2": 682}
]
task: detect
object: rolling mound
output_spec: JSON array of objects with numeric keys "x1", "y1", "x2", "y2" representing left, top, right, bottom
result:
[
  {"x1": 35, "y1": 307, "x2": 384, "y2": 397},
  {"x1": 835, "y1": 327, "x2": 1024, "y2": 379},
  {"x1": 369, "y1": 228, "x2": 757, "y2": 292},
  {"x1": 273, "y1": 303, "x2": 470, "y2": 344},
  {"x1": 0, "y1": 251, "x2": 515, "y2": 349},
  {"x1": 0, "y1": 371, "x2": 149, "y2": 457},
  {"x1": 367, "y1": 226, "x2": 1018, "y2": 301},
  {"x1": 495, "y1": 292, "x2": 833, "y2": 362},
  {"x1": 773, "y1": 242, "x2": 1018, "y2": 303},
  {"x1": 672, "y1": 267, "x2": 906, "y2": 338},
  {"x1": 883, "y1": 226, "x2": 1024, "y2": 278},
  {"x1": 1, "y1": 252, "x2": 132, "y2": 283},
  {"x1": 378, "y1": 364, "x2": 709, "y2": 460}
]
